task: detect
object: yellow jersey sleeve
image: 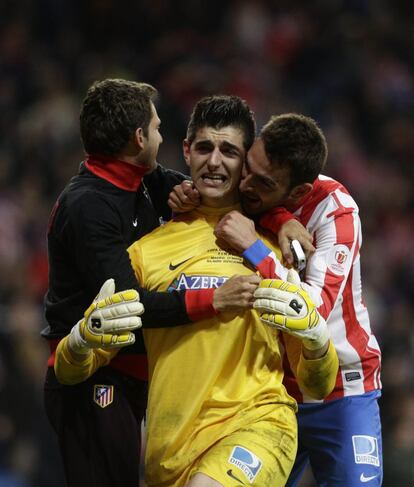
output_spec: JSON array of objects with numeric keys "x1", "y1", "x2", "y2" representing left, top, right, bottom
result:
[
  {"x1": 54, "y1": 336, "x2": 119, "y2": 385},
  {"x1": 128, "y1": 240, "x2": 145, "y2": 285},
  {"x1": 283, "y1": 334, "x2": 339, "y2": 400}
]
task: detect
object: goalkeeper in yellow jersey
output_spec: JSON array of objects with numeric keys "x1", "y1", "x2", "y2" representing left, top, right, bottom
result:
[{"x1": 55, "y1": 95, "x2": 338, "y2": 487}]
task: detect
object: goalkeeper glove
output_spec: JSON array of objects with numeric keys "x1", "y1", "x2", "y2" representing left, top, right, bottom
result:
[
  {"x1": 68, "y1": 279, "x2": 144, "y2": 354},
  {"x1": 254, "y1": 269, "x2": 329, "y2": 350}
]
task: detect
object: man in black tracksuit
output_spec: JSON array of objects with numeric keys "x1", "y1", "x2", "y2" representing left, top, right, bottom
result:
[{"x1": 42, "y1": 79, "x2": 252, "y2": 487}]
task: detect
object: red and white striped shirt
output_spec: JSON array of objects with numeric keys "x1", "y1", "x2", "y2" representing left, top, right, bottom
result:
[{"x1": 244, "y1": 175, "x2": 382, "y2": 403}]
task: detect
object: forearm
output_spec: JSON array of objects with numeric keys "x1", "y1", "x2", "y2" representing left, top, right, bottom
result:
[
  {"x1": 139, "y1": 288, "x2": 217, "y2": 327},
  {"x1": 139, "y1": 280, "x2": 258, "y2": 327},
  {"x1": 296, "y1": 340, "x2": 339, "y2": 400},
  {"x1": 54, "y1": 336, "x2": 118, "y2": 385}
]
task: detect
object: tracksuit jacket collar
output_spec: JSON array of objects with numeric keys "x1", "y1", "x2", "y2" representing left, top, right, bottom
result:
[{"x1": 85, "y1": 155, "x2": 149, "y2": 192}]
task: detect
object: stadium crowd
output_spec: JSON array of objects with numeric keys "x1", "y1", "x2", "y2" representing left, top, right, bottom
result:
[{"x1": 0, "y1": 1, "x2": 413, "y2": 485}]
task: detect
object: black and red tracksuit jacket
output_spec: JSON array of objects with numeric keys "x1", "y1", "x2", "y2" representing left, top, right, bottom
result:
[{"x1": 42, "y1": 156, "x2": 216, "y2": 379}]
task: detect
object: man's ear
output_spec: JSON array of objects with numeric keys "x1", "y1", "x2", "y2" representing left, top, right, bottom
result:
[
  {"x1": 182, "y1": 139, "x2": 191, "y2": 168},
  {"x1": 135, "y1": 127, "x2": 145, "y2": 150},
  {"x1": 288, "y1": 182, "x2": 313, "y2": 202}
]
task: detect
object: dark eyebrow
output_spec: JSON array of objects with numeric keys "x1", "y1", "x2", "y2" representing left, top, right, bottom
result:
[
  {"x1": 220, "y1": 141, "x2": 242, "y2": 155},
  {"x1": 194, "y1": 139, "x2": 214, "y2": 149},
  {"x1": 194, "y1": 139, "x2": 242, "y2": 155}
]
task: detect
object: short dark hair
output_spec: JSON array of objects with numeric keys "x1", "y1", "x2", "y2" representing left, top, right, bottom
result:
[
  {"x1": 80, "y1": 78, "x2": 158, "y2": 156},
  {"x1": 261, "y1": 113, "x2": 328, "y2": 188},
  {"x1": 186, "y1": 95, "x2": 256, "y2": 151}
]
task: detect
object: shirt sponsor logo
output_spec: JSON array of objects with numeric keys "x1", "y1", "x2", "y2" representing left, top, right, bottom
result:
[
  {"x1": 352, "y1": 435, "x2": 380, "y2": 466},
  {"x1": 327, "y1": 244, "x2": 350, "y2": 275},
  {"x1": 93, "y1": 385, "x2": 114, "y2": 408},
  {"x1": 167, "y1": 273, "x2": 228, "y2": 291},
  {"x1": 228, "y1": 446, "x2": 262, "y2": 483},
  {"x1": 345, "y1": 371, "x2": 361, "y2": 382}
]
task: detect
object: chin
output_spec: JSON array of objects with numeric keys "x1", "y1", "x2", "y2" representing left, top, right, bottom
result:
[
  {"x1": 241, "y1": 201, "x2": 260, "y2": 216},
  {"x1": 202, "y1": 188, "x2": 227, "y2": 200}
]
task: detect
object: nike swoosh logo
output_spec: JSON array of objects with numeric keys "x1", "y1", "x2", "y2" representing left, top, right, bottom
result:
[
  {"x1": 360, "y1": 473, "x2": 378, "y2": 482},
  {"x1": 169, "y1": 257, "x2": 192, "y2": 271},
  {"x1": 227, "y1": 469, "x2": 246, "y2": 484}
]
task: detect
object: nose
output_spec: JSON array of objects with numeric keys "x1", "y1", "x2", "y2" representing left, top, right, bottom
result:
[
  {"x1": 207, "y1": 147, "x2": 221, "y2": 169},
  {"x1": 239, "y1": 173, "x2": 253, "y2": 192}
]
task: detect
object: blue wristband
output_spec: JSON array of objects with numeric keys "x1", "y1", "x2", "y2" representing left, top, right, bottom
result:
[{"x1": 242, "y1": 239, "x2": 272, "y2": 267}]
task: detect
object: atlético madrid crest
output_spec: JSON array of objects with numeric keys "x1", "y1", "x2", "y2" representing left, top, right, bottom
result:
[{"x1": 93, "y1": 384, "x2": 114, "y2": 408}]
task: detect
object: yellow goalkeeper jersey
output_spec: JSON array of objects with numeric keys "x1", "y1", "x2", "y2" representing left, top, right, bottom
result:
[{"x1": 128, "y1": 204, "x2": 337, "y2": 486}]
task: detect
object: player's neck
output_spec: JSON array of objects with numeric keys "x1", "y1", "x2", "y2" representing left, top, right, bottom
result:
[
  {"x1": 200, "y1": 194, "x2": 239, "y2": 208},
  {"x1": 196, "y1": 201, "x2": 241, "y2": 217}
]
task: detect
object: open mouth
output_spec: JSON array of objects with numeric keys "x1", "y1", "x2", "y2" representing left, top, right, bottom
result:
[{"x1": 201, "y1": 174, "x2": 227, "y2": 186}]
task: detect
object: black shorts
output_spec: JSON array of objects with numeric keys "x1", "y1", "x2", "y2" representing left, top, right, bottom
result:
[{"x1": 44, "y1": 366, "x2": 147, "y2": 487}]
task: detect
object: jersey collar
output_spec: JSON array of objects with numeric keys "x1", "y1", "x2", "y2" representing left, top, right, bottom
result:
[
  {"x1": 286, "y1": 176, "x2": 321, "y2": 213},
  {"x1": 85, "y1": 155, "x2": 149, "y2": 192},
  {"x1": 194, "y1": 203, "x2": 242, "y2": 218}
]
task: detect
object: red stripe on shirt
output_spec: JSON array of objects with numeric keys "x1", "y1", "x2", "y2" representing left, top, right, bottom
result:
[
  {"x1": 329, "y1": 208, "x2": 361, "y2": 400},
  {"x1": 295, "y1": 178, "x2": 345, "y2": 226},
  {"x1": 317, "y1": 271, "x2": 345, "y2": 320},
  {"x1": 341, "y1": 269, "x2": 377, "y2": 393},
  {"x1": 256, "y1": 256, "x2": 278, "y2": 279},
  {"x1": 330, "y1": 213, "x2": 376, "y2": 395},
  {"x1": 317, "y1": 207, "x2": 356, "y2": 401},
  {"x1": 316, "y1": 208, "x2": 354, "y2": 319}
]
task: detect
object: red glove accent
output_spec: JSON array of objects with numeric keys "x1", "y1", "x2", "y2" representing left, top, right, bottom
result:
[
  {"x1": 259, "y1": 207, "x2": 298, "y2": 235},
  {"x1": 185, "y1": 289, "x2": 219, "y2": 322}
]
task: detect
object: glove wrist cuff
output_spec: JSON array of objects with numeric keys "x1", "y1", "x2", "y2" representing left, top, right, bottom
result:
[
  {"x1": 301, "y1": 323, "x2": 330, "y2": 351},
  {"x1": 68, "y1": 321, "x2": 91, "y2": 355}
]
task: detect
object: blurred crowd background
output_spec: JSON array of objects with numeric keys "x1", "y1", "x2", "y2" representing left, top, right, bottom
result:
[{"x1": 0, "y1": 0, "x2": 413, "y2": 485}]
